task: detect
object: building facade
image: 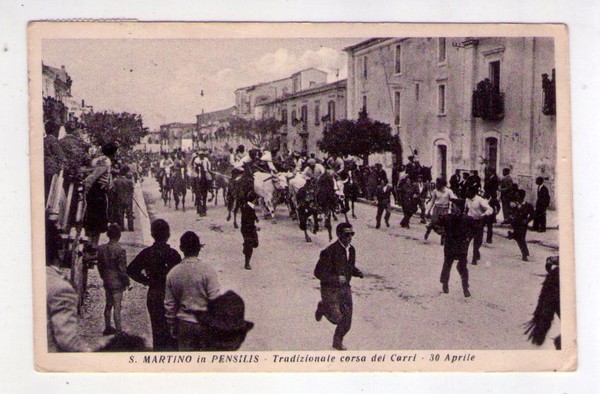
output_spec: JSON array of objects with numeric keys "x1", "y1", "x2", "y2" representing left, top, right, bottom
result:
[
  {"x1": 259, "y1": 79, "x2": 347, "y2": 155},
  {"x1": 195, "y1": 106, "x2": 244, "y2": 151},
  {"x1": 159, "y1": 122, "x2": 197, "y2": 151},
  {"x1": 344, "y1": 37, "x2": 556, "y2": 202},
  {"x1": 234, "y1": 68, "x2": 328, "y2": 120},
  {"x1": 42, "y1": 64, "x2": 72, "y2": 102}
]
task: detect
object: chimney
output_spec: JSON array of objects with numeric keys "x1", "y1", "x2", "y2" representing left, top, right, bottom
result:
[{"x1": 81, "y1": 99, "x2": 85, "y2": 107}]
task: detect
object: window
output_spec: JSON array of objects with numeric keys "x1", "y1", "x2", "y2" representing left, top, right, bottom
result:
[
  {"x1": 438, "y1": 84, "x2": 446, "y2": 115},
  {"x1": 301, "y1": 105, "x2": 308, "y2": 131},
  {"x1": 489, "y1": 61, "x2": 501, "y2": 93},
  {"x1": 363, "y1": 56, "x2": 368, "y2": 79},
  {"x1": 362, "y1": 95, "x2": 367, "y2": 113},
  {"x1": 314, "y1": 102, "x2": 320, "y2": 125},
  {"x1": 281, "y1": 108, "x2": 288, "y2": 124},
  {"x1": 395, "y1": 44, "x2": 402, "y2": 74},
  {"x1": 328, "y1": 100, "x2": 336, "y2": 122},
  {"x1": 415, "y1": 83, "x2": 420, "y2": 101},
  {"x1": 394, "y1": 91, "x2": 401, "y2": 125},
  {"x1": 291, "y1": 109, "x2": 297, "y2": 124},
  {"x1": 438, "y1": 38, "x2": 446, "y2": 63}
]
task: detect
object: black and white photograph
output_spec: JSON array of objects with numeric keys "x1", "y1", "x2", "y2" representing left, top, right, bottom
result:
[{"x1": 30, "y1": 22, "x2": 574, "y2": 372}]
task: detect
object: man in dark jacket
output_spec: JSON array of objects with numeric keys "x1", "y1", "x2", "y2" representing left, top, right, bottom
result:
[
  {"x1": 483, "y1": 167, "x2": 499, "y2": 199},
  {"x1": 399, "y1": 178, "x2": 418, "y2": 228},
  {"x1": 112, "y1": 167, "x2": 135, "y2": 231},
  {"x1": 314, "y1": 223, "x2": 364, "y2": 350},
  {"x1": 509, "y1": 189, "x2": 535, "y2": 261},
  {"x1": 532, "y1": 177, "x2": 551, "y2": 232},
  {"x1": 127, "y1": 219, "x2": 181, "y2": 350},
  {"x1": 449, "y1": 169, "x2": 461, "y2": 196},
  {"x1": 438, "y1": 200, "x2": 476, "y2": 297}
]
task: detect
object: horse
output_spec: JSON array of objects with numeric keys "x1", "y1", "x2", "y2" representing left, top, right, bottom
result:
[
  {"x1": 158, "y1": 167, "x2": 172, "y2": 207},
  {"x1": 226, "y1": 171, "x2": 254, "y2": 228},
  {"x1": 191, "y1": 166, "x2": 212, "y2": 217},
  {"x1": 171, "y1": 168, "x2": 187, "y2": 211},
  {"x1": 296, "y1": 172, "x2": 345, "y2": 243}
]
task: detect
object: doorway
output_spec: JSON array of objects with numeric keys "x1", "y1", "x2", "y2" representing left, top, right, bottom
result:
[
  {"x1": 436, "y1": 144, "x2": 448, "y2": 181},
  {"x1": 485, "y1": 137, "x2": 498, "y2": 172}
]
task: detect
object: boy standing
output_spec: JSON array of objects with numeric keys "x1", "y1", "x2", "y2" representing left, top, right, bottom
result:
[
  {"x1": 374, "y1": 177, "x2": 392, "y2": 229},
  {"x1": 97, "y1": 224, "x2": 130, "y2": 335}
]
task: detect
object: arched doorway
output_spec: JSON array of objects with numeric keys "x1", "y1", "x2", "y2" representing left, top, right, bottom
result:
[{"x1": 432, "y1": 138, "x2": 450, "y2": 181}]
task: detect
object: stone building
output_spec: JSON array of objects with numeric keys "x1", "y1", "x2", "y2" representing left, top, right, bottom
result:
[
  {"x1": 234, "y1": 68, "x2": 328, "y2": 120},
  {"x1": 344, "y1": 37, "x2": 556, "y2": 202},
  {"x1": 42, "y1": 63, "x2": 72, "y2": 102},
  {"x1": 195, "y1": 106, "x2": 243, "y2": 151},
  {"x1": 258, "y1": 79, "x2": 347, "y2": 154},
  {"x1": 159, "y1": 122, "x2": 197, "y2": 151}
]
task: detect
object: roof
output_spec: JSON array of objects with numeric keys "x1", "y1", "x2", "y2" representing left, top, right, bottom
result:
[
  {"x1": 342, "y1": 38, "x2": 393, "y2": 53},
  {"x1": 259, "y1": 79, "x2": 347, "y2": 106},
  {"x1": 290, "y1": 67, "x2": 328, "y2": 77},
  {"x1": 196, "y1": 106, "x2": 236, "y2": 124},
  {"x1": 160, "y1": 122, "x2": 196, "y2": 129},
  {"x1": 235, "y1": 75, "x2": 292, "y2": 92}
]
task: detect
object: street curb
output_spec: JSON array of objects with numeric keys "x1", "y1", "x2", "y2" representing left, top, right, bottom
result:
[
  {"x1": 356, "y1": 198, "x2": 559, "y2": 250},
  {"x1": 134, "y1": 182, "x2": 152, "y2": 246}
]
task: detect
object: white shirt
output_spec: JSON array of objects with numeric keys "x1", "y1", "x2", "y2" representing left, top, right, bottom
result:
[{"x1": 465, "y1": 195, "x2": 492, "y2": 219}]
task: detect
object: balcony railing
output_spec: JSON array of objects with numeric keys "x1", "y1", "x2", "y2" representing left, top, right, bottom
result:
[{"x1": 472, "y1": 79, "x2": 505, "y2": 121}]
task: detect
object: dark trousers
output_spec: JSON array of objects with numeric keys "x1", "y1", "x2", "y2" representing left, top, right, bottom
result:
[
  {"x1": 375, "y1": 203, "x2": 391, "y2": 226},
  {"x1": 470, "y1": 220, "x2": 484, "y2": 263},
  {"x1": 532, "y1": 206, "x2": 547, "y2": 232},
  {"x1": 177, "y1": 315, "x2": 209, "y2": 351},
  {"x1": 319, "y1": 285, "x2": 353, "y2": 347},
  {"x1": 485, "y1": 216, "x2": 496, "y2": 243},
  {"x1": 418, "y1": 200, "x2": 427, "y2": 221},
  {"x1": 501, "y1": 198, "x2": 512, "y2": 222},
  {"x1": 440, "y1": 254, "x2": 469, "y2": 290},
  {"x1": 400, "y1": 203, "x2": 414, "y2": 226},
  {"x1": 147, "y1": 288, "x2": 176, "y2": 351},
  {"x1": 513, "y1": 226, "x2": 530, "y2": 259}
]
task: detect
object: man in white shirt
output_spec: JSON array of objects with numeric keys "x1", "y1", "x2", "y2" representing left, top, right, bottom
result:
[
  {"x1": 301, "y1": 158, "x2": 325, "y2": 181},
  {"x1": 465, "y1": 187, "x2": 492, "y2": 265}
]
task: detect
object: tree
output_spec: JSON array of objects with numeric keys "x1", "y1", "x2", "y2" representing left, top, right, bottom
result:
[
  {"x1": 317, "y1": 109, "x2": 400, "y2": 165},
  {"x1": 80, "y1": 111, "x2": 148, "y2": 152},
  {"x1": 225, "y1": 116, "x2": 283, "y2": 150}
]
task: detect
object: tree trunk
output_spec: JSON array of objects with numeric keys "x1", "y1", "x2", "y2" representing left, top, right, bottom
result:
[{"x1": 362, "y1": 153, "x2": 369, "y2": 166}]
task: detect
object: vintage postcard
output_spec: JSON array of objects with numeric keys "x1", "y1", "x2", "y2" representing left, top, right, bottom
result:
[{"x1": 30, "y1": 22, "x2": 574, "y2": 372}]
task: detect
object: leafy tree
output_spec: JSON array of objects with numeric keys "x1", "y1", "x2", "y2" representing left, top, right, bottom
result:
[
  {"x1": 80, "y1": 111, "x2": 148, "y2": 152},
  {"x1": 226, "y1": 116, "x2": 283, "y2": 149},
  {"x1": 317, "y1": 109, "x2": 400, "y2": 165}
]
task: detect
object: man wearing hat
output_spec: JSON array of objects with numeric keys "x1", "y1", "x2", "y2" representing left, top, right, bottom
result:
[
  {"x1": 164, "y1": 231, "x2": 220, "y2": 351},
  {"x1": 206, "y1": 290, "x2": 254, "y2": 351},
  {"x1": 302, "y1": 158, "x2": 325, "y2": 182},
  {"x1": 314, "y1": 222, "x2": 364, "y2": 350}
]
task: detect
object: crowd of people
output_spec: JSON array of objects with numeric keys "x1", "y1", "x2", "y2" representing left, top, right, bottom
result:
[{"x1": 45, "y1": 126, "x2": 555, "y2": 352}]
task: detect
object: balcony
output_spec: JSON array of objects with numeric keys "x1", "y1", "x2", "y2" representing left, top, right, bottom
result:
[{"x1": 472, "y1": 79, "x2": 505, "y2": 121}]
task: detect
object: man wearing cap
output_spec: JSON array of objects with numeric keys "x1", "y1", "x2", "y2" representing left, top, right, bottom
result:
[
  {"x1": 165, "y1": 231, "x2": 220, "y2": 351},
  {"x1": 314, "y1": 223, "x2": 364, "y2": 351}
]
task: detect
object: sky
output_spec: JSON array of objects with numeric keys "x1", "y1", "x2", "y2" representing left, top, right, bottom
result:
[{"x1": 42, "y1": 38, "x2": 364, "y2": 130}]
